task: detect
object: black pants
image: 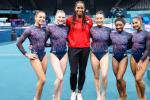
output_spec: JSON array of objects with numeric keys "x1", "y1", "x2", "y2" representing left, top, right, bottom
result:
[{"x1": 68, "y1": 47, "x2": 90, "y2": 91}]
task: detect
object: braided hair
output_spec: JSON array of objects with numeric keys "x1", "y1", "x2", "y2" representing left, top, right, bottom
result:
[{"x1": 72, "y1": 0, "x2": 87, "y2": 29}]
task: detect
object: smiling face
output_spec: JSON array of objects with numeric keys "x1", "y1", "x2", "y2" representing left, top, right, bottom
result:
[
  {"x1": 74, "y1": 2, "x2": 85, "y2": 17},
  {"x1": 115, "y1": 21, "x2": 125, "y2": 33},
  {"x1": 35, "y1": 11, "x2": 46, "y2": 27},
  {"x1": 132, "y1": 18, "x2": 142, "y2": 31},
  {"x1": 95, "y1": 13, "x2": 104, "y2": 27},
  {"x1": 55, "y1": 11, "x2": 66, "y2": 25}
]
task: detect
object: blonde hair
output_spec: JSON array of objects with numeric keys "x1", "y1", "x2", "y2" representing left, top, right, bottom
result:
[{"x1": 54, "y1": 10, "x2": 66, "y2": 24}]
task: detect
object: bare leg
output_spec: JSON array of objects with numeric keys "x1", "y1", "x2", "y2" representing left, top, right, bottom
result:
[
  {"x1": 130, "y1": 56, "x2": 141, "y2": 99},
  {"x1": 112, "y1": 57, "x2": 122, "y2": 99},
  {"x1": 57, "y1": 53, "x2": 68, "y2": 98},
  {"x1": 100, "y1": 53, "x2": 109, "y2": 100},
  {"x1": 50, "y1": 53, "x2": 64, "y2": 100},
  {"x1": 136, "y1": 57, "x2": 149, "y2": 100},
  {"x1": 117, "y1": 57, "x2": 128, "y2": 100},
  {"x1": 30, "y1": 56, "x2": 48, "y2": 100},
  {"x1": 90, "y1": 53, "x2": 101, "y2": 100}
]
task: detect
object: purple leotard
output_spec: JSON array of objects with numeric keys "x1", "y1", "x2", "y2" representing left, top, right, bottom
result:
[
  {"x1": 132, "y1": 30, "x2": 150, "y2": 62},
  {"x1": 90, "y1": 26, "x2": 111, "y2": 60},
  {"x1": 110, "y1": 31, "x2": 132, "y2": 62},
  {"x1": 16, "y1": 25, "x2": 46, "y2": 61},
  {"x1": 46, "y1": 24, "x2": 68, "y2": 60}
]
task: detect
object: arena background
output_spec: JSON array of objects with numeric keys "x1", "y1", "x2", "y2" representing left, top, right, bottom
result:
[{"x1": 0, "y1": 0, "x2": 150, "y2": 100}]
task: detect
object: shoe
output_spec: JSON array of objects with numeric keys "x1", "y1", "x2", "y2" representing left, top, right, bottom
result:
[
  {"x1": 71, "y1": 92, "x2": 76, "y2": 100},
  {"x1": 77, "y1": 93, "x2": 83, "y2": 100}
]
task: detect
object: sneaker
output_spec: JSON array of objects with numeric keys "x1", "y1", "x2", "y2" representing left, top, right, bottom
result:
[
  {"x1": 71, "y1": 92, "x2": 76, "y2": 100},
  {"x1": 77, "y1": 93, "x2": 83, "y2": 100}
]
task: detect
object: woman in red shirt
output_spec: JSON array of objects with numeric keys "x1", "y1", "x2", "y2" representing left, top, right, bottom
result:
[{"x1": 66, "y1": 1, "x2": 93, "y2": 100}]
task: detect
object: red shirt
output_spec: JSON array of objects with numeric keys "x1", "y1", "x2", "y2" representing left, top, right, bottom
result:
[{"x1": 66, "y1": 16, "x2": 93, "y2": 48}]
